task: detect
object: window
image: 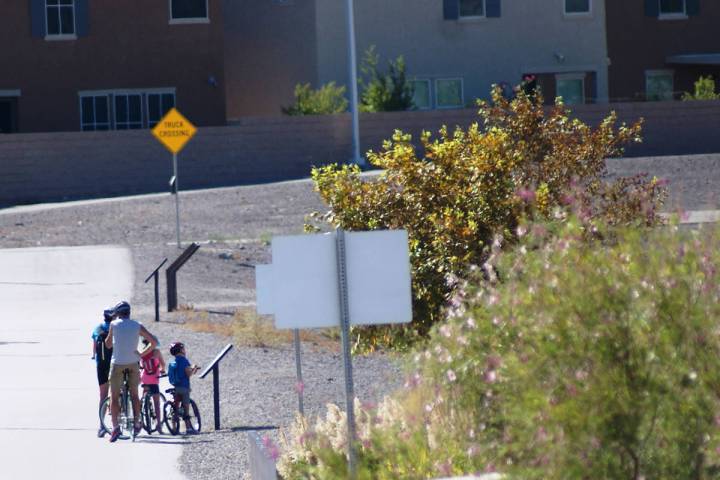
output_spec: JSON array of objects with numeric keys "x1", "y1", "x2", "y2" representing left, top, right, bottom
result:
[
  {"x1": 646, "y1": 71, "x2": 674, "y2": 101},
  {"x1": 556, "y1": 74, "x2": 585, "y2": 105},
  {"x1": 80, "y1": 96, "x2": 110, "y2": 131},
  {"x1": 565, "y1": 0, "x2": 590, "y2": 15},
  {"x1": 170, "y1": 0, "x2": 209, "y2": 22},
  {"x1": 660, "y1": 0, "x2": 685, "y2": 15},
  {"x1": 114, "y1": 94, "x2": 143, "y2": 130},
  {"x1": 410, "y1": 80, "x2": 431, "y2": 110},
  {"x1": 436, "y1": 78, "x2": 464, "y2": 108},
  {"x1": 147, "y1": 93, "x2": 176, "y2": 128},
  {"x1": 79, "y1": 89, "x2": 176, "y2": 131},
  {"x1": 459, "y1": 0, "x2": 485, "y2": 18},
  {"x1": 46, "y1": 0, "x2": 75, "y2": 36}
]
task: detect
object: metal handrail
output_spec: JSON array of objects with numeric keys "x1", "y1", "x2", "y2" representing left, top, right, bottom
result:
[
  {"x1": 144, "y1": 258, "x2": 167, "y2": 322},
  {"x1": 166, "y1": 242, "x2": 200, "y2": 312}
]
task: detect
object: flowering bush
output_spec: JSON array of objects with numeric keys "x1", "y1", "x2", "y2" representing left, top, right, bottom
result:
[
  {"x1": 282, "y1": 216, "x2": 720, "y2": 479},
  {"x1": 308, "y1": 86, "x2": 666, "y2": 349}
]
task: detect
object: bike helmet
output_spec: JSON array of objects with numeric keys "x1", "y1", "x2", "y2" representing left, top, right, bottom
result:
[
  {"x1": 103, "y1": 308, "x2": 114, "y2": 322},
  {"x1": 169, "y1": 342, "x2": 185, "y2": 356},
  {"x1": 113, "y1": 301, "x2": 131, "y2": 317}
]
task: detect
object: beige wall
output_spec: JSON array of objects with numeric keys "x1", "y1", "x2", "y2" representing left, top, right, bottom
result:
[
  {"x1": 223, "y1": 0, "x2": 318, "y2": 118},
  {"x1": 2, "y1": 100, "x2": 720, "y2": 207}
]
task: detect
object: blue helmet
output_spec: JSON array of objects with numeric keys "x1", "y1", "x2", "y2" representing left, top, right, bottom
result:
[
  {"x1": 103, "y1": 308, "x2": 114, "y2": 322},
  {"x1": 113, "y1": 301, "x2": 131, "y2": 317}
]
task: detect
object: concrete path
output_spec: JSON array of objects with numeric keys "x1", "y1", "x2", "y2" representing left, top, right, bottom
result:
[{"x1": 0, "y1": 246, "x2": 186, "y2": 479}]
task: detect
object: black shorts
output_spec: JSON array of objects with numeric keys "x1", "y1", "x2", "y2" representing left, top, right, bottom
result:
[
  {"x1": 97, "y1": 363, "x2": 111, "y2": 386},
  {"x1": 142, "y1": 384, "x2": 160, "y2": 395}
]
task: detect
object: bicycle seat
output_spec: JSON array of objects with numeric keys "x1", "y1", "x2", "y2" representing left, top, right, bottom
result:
[{"x1": 165, "y1": 388, "x2": 176, "y2": 394}]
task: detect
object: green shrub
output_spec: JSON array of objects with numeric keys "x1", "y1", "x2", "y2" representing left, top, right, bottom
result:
[
  {"x1": 282, "y1": 216, "x2": 720, "y2": 479},
  {"x1": 306, "y1": 86, "x2": 665, "y2": 350},
  {"x1": 283, "y1": 82, "x2": 348, "y2": 115},
  {"x1": 359, "y1": 46, "x2": 414, "y2": 112},
  {"x1": 682, "y1": 76, "x2": 720, "y2": 101}
]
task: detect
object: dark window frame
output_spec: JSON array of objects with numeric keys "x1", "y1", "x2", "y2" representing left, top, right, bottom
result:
[
  {"x1": 169, "y1": 0, "x2": 209, "y2": 23},
  {"x1": 46, "y1": 0, "x2": 76, "y2": 37}
]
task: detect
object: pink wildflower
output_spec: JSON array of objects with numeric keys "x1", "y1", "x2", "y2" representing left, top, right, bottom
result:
[{"x1": 447, "y1": 370, "x2": 457, "y2": 382}]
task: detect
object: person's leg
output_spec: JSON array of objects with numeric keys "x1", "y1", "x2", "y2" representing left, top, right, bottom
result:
[
  {"x1": 152, "y1": 392, "x2": 162, "y2": 431},
  {"x1": 129, "y1": 364, "x2": 142, "y2": 429},
  {"x1": 98, "y1": 382, "x2": 109, "y2": 435},
  {"x1": 108, "y1": 365, "x2": 123, "y2": 430}
]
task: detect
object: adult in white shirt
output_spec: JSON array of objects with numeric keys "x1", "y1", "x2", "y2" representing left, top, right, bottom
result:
[{"x1": 104, "y1": 301, "x2": 157, "y2": 442}]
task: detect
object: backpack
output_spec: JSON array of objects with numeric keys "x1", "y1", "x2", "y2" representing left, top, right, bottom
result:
[
  {"x1": 168, "y1": 361, "x2": 178, "y2": 386},
  {"x1": 94, "y1": 327, "x2": 112, "y2": 364},
  {"x1": 141, "y1": 353, "x2": 159, "y2": 376}
]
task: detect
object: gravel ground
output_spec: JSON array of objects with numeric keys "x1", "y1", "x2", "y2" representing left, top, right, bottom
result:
[
  {"x1": 0, "y1": 178, "x2": 403, "y2": 479},
  {"x1": 1, "y1": 157, "x2": 718, "y2": 478}
]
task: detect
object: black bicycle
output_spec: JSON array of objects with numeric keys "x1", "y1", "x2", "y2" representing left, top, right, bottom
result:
[
  {"x1": 140, "y1": 375, "x2": 167, "y2": 435},
  {"x1": 163, "y1": 387, "x2": 201, "y2": 435},
  {"x1": 99, "y1": 368, "x2": 138, "y2": 441}
]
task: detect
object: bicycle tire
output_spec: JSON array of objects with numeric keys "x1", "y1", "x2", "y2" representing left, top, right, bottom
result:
[
  {"x1": 142, "y1": 393, "x2": 166, "y2": 434},
  {"x1": 163, "y1": 401, "x2": 180, "y2": 436},
  {"x1": 98, "y1": 397, "x2": 112, "y2": 435},
  {"x1": 141, "y1": 394, "x2": 152, "y2": 435},
  {"x1": 188, "y1": 399, "x2": 201, "y2": 433},
  {"x1": 118, "y1": 390, "x2": 134, "y2": 440}
]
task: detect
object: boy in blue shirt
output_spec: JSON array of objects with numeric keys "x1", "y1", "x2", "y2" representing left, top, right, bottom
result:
[{"x1": 168, "y1": 342, "x2": 200, "y2": 434}]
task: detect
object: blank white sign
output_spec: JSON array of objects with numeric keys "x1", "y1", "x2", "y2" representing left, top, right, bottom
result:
[
  {"x1": 271, "y1": 233, "x2": 340, "y2": 329},
  {"x1": 255, "y1": 230, "x2": 412, "y2": 330}
]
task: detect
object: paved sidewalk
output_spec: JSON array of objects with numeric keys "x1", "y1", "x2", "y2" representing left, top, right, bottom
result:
[{"x1": 0, "y1": 246, "x2": 186, "y2": 479}]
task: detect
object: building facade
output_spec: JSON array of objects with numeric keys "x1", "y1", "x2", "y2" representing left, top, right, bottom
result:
[
  {"x1": 606, "y1": 0, "x2": 720, "y2": 101},
  {"x1": 225, "y1": 0, "x2": 610, "y2": 118},
  {"x1": 0, "y1": 0, "x2": 226, "y2": 133}
]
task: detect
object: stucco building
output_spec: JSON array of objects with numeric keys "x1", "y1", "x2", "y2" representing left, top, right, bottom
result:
[
  {"x1": 606, "y1": 0, "x2": 720, "y2": 101},
  {"x1": 0, "y1": 0, "x2": 226, "y2": 133},
  {"x1": 224, "y1": 0, "x2": 610, "y2": 118}
]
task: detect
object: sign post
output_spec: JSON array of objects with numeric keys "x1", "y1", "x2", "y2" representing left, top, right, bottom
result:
[
  {"x1": 255, "y1": 230, "x2": 413, "y2": 478},
  {"x1": 151, "y1": 108, "x2": 197, "y2": 249}
]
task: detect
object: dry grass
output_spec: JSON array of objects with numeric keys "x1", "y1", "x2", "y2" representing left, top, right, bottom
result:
[{"x1": 180, "y1": 306, "x2": 339, "y2": 351}]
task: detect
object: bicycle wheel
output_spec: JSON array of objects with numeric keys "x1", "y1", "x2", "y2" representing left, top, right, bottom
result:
[
  {"x1": 118, "y1": 391, "x2": 134, "y2": 440},
  {"x1": 141, "y1": 394, "x2": 153, "y2": 435},
  {"x1": 187, "y1": 399, "x2": 201, "y2": 433},
  {"x1": 98, "y1": 397, "x2": 112, "y2": 435},
  {"x1": 163, "y1": 401, "x2": 180, "y2": 436},
  {"x1": 146, "y1": 393, "x2": 166, "y2": 433}
]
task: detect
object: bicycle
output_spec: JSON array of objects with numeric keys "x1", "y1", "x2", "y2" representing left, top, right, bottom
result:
[
  {"x1": 98, "y1": 368, "x2": 138, "y2": 441},
  {"x1": 163, "y1": 387, "x2": 201, "y2": 435},
  {"x1": 140, "y1": 374, "x2": 167, "y2": 435}
]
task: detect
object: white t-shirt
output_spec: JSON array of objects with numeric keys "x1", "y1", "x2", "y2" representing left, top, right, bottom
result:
[{"x1": 110, "y1": 317, "x2": 141, "y2": 365}]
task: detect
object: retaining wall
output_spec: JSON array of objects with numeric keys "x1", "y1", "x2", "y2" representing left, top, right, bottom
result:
[{"x1": 1, "y1": 100, "x2": 720, "y2": 207}]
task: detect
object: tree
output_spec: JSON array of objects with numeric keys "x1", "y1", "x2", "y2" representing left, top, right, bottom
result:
[
  {"x1": 682, "y1": 76, "x2": 720, "y2": 101},
  {"x1": 359, "y1": 46, "x2": 415, "y2": 112},
  {"x1": 307, "y1": 86, "x2": 665, "y2": 349},
  {"x1": 283, "y1": 82, "x2": 348, "y2": 116}
]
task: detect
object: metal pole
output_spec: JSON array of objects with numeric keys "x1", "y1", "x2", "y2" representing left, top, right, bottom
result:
[
  {"x1": 173, "y1": 152, "x2": 181, "y2": 248},
  {"x1": 293, "y1": 329, "x2": 304, "y2": 416},
  {"x1": 345, "y1": 0, "x2": 364, "y2": 166},
  {"x1": 335, "y1": 228, "x2": 356, "y2": 477},
  {"x1": 153, "y1": 272, "x2": 160, "y2": 322},
  {"x1": 213, "y1": 365, "x2": 220, "y2": 430}
]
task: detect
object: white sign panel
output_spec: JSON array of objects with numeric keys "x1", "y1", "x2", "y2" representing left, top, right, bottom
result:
[
  {"x1": 254, "y1": 264, "x2": 274, "y2": 315},
  {"x1": 271, "y1": 233, "x2": 340, "y2": 329},
  {"x1": 345, "y1": 230, "x2": 412, "y2": 326},
  {"x1": 255, "y1": 230, "x2": 412, "y2": 330}
]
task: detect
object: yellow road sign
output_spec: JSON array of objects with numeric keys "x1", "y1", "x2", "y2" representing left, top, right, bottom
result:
[{"x1": 152, "y1": 108, "x2": 197, "y2": 154}]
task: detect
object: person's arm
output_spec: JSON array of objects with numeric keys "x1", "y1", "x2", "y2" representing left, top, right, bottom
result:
[
  {"x1": 138, "y1": 326, "x2": 157, "y2": 357},
  {"x1": 184, "y1": 359, "x2": 199, "y2": 378},
  {"x1": 156, "y1": 350, "x2": 166, "y2": 373},
  {"x1": 104, "y1": 326, "x2": 113, "y2": 350},
  {"x1": 92, "y1": 339, "x2": 96, "y2": 359}
]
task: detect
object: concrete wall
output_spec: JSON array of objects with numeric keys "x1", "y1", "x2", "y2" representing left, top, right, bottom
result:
[
  {"x1": 314, "y1": 0, "x2": 610, "y2": 104},
  {"x1": 1, "y1": 100, "x2": 720, "y2": 207},
  {"x1": 0, "y1": 0, "x2": 226, "y2": 132}
]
